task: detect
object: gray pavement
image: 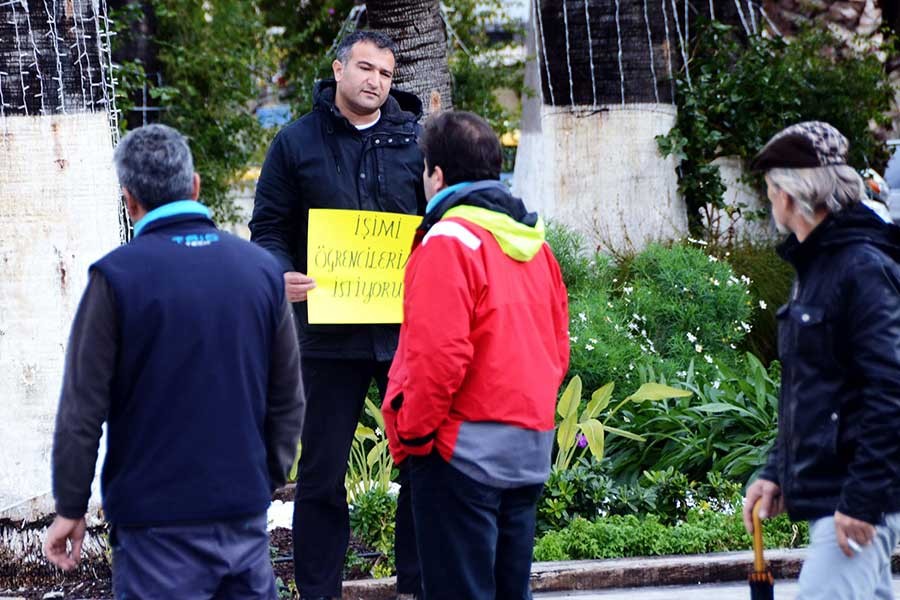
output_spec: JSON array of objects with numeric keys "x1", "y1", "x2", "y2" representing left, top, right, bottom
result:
[{"x1": 535, "y1": 578, "x2": 900, "y2": 599}]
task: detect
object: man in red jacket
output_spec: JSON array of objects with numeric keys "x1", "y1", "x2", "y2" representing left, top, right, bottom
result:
[{"x1": 382, "y1": 111, "x2": 570, "y2": 600}]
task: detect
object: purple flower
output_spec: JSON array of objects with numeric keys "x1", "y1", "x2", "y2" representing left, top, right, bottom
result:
[
  {"x1": 328, "y1": 7, "x2": 335, "y2": 15},
  {"x1": 576, "y1": 433, "x2": 588, "y2": 448}
]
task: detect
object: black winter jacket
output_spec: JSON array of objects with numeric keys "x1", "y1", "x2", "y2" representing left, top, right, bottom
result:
[
  {"x1": 250, "y1": 80, "x2": 425, "y2": 361},
  {"x1": 759, "y1": 203, "x2": 900, "y2": 525}
]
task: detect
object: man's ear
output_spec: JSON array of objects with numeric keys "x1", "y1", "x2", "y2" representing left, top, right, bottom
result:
[
  {"x1": 432, "y1": 165, "x2": 445, "y2": 190},
  {"x1": 332, "y1": 59, "x2": 344, "y2": 82},
  {"x1": 122, "y1": 187, "x2": 142, "y2": 221},
  {"x1": 191, "y1": 173, "x2": 201, "y2": 201}
]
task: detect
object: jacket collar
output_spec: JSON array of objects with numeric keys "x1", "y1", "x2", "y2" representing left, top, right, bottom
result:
[
  {"x1": 133, "y1": 200, "x2": 213, "y2": 237},
  {"x1": 777, "y1": 203, "x2": 900, "y2": 271}
]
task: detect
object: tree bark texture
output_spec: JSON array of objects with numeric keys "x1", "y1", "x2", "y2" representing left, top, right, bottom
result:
[
  {"x1": 0, "y1": 0, "x2": 113, "y2": 116},
  {"x1": 535, "y1": 0, "x2": 679, "y2": 106},
  {"x1": 366, "y1": 0, "x2": 451, "y2": 114}
]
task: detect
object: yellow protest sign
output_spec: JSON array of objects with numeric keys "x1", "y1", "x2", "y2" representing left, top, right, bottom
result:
[{"x1": 306, "y1": 209, "x2": 421, "y2": 324}]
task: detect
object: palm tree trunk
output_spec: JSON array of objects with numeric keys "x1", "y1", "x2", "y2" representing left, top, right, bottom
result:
[
  {"x1": 366, "y1": 0, "x2": 451, "y2": 115},
  {"x1": 0, "y1": 0, "x2": 121, "y2": 534},
  {"x1": 515, "y1": 0, "x2": 687, "y2": 254}
]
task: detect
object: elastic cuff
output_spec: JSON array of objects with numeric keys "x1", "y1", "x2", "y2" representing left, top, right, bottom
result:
[{"x1": 404, "y1": 440, "x2": 434, "y2": 456}]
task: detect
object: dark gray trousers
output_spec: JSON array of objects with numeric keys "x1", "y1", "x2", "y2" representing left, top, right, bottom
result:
[{"x1": 110, "y1": 513, "x2": 275, "y2": 599}]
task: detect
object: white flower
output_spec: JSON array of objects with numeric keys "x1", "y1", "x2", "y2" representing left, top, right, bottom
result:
[
  {"x1": 740, "y1": 275, "x2": 752, "y2": 285},
  {"x1": 570, "y1": 336, "x2": 578, "y2": 343},
  {"x1": 711, "y1": 278, "x2": 721, "y2": 287},
  {"x1": 585, "y1": 344, "x2": 595, "y2": 351},
  {"x1": 579, "y1": 312, "x2": 587, "y2": 322},
  {"x1": 589, "y1": 338, "x2": 598, "y2": 344},
  {"x1": 695, "y1": 344, "x2": 703, "y2": 353},
  {"x1": 759, "y1": 300, "x2": 768, "y2": 310},
  {"x1": 623, "y1": 286, "x2": 633, "y2": 295},
  {"x1": 704, "y1": 354, "x2": 714, "y2": 364},
  {"x1": 708, "y1": 255, "x2": 718, "y2": 262},
  {"x1": 676, "y1": 370, "x2": 688, "y2": 378},
  {"x1": 686, "y1": 332, "x2": 697, "y2": 343},
  {"x1": 740, "y1": 321, "x2": 752, "y2": 333},
  {"x1": 729, "y1": 343, "x2": 737, "y2": 350},
  {"x1": 607, "y1": 302, "x2": 614, "y2": 308},
  {"x1": 712, "y1": 380, "x2": 721, "y2": 389}
]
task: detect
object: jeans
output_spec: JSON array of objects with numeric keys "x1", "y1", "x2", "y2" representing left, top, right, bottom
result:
[{"x1": 797, "y1": 512, "x2": 900, "y2": 599}]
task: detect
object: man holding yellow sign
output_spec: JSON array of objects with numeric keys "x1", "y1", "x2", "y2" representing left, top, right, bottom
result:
[{"x1": 250, "y1": 30, "x2": 425, "y2": 600}]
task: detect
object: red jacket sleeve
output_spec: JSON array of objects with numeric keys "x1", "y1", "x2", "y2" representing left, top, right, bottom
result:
[{"x1": 393, "y1": 232, "x2": 483, "y2": 455}]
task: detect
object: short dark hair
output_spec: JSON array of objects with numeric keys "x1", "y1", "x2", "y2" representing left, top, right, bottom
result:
[
  {"x1": 421, "y1": 111, "x2": 502, "y2": 185},
  {"x1": 113, "y1": 124, "x2": 195, "y2": 210},
  {"x1": 335, "y1": 30, "x2": 398, "y2": 64}
]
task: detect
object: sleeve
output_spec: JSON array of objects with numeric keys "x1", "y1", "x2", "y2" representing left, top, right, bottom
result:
[
  {"x1": 394, "y1": 234, "x2": 481, "y2": 455},
  {"x1": 837, "y1": 256, "x2": 900, "y2": 524},
  {"x1": 52, "y1": 270, "x2": 118, "y2": 519},
  {"x1": 265, "y1": 294, "x2": 305, "y2": 491},
  {"x1": 756, "y1": 443, "x2": 781, "y2": 485},
  {"x1": 250, "y1": 132, "x2": 299, "y2": 274},
  {"x1": 550, "y1": 251, "x2": 570, "y2": 381}
]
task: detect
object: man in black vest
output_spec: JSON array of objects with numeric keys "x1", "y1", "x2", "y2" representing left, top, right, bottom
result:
[
  {"x1": 251, "y1": 30, "x2": 424, "y2": 600},
  {"x1": 44, "y1": 124, "x2": 306, "y2": 598}
]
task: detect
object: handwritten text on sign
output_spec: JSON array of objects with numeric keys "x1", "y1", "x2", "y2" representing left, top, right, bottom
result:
[{"x1": 306, "y1": 209, "x2": 420, "y2": 324}]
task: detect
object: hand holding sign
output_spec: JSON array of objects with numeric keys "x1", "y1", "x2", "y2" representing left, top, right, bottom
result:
[
  {"x1": 307, "y1": 209, "x2": 420, "y2": 324},
  {"x1": 284, "y1": 272, "x2": 317, "y2": 302}
]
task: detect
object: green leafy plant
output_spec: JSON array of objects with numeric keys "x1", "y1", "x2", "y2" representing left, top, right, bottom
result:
[
  {"x1": 346, "y1": 398, "x2": 395, "y2": 501},
  {"x1": 533, "y1": 507, "x2": 807, "y2": 562},
  {"x1": 538, "y1": 459, "x2": 745, "y2": 533},
  {"x1": 657, "y1": 21, "x2": 896, "y2": 237},
  {"x1": 113, "y1": 0, "x2": 277, "y2": 223},
  {"x1": 348, "y1": 487, "x2": 397, "y2": 576},
  {"x1": 553, "y1": 376, "x2": 692, "y2": 471},
  {"x1": 605, "y1": 353, "x2": 780, "y2": 483}
]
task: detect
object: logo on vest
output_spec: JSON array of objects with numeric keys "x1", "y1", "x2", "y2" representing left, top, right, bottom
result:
[{"x1": 171, "y1": 233, "x2": 220, "y2": 247}]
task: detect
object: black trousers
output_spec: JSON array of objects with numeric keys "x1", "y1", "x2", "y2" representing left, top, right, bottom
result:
[
  {"x1": 292, "y1": 358, "x2": 420, "y2": 597},
  {"x1": 409, "y1": 453, "x2": 543, "y2": 600}
]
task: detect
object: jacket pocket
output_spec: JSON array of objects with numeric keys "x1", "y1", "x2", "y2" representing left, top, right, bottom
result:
[{"x1": 783, "y1": 303, "x2": 831, "y2": 359}]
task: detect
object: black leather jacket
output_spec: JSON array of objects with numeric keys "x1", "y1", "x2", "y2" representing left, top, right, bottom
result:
[
  {"x1": 759, "y1": 203, "x2": 900, "y2": 525},
  {"x1": 250, "y1": 80, "x2": 425, "y2": 361}
]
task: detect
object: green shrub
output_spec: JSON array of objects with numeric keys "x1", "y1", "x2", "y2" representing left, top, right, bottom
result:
[
  {"x1": 623, "y1": 243, "x2": 754, "y2": 365},
  {"x1": 538, "y1": 459, "x2": 745, "y2": 534},
  {"x1": 533, "y1": 508, "x2": 807, "y2": 562},
  {"x1": 546, "y1": 221, "x2": 612, "y2": 294},
  {"x1": 349, "y1": 488, "x2": 396, "y2": 560},
  {"x1": 565, "y1": 242, "x2": 755, "y2": 395},
  {"x1": 726, "y1": 243, "x2": 794, "y2": 365}
]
